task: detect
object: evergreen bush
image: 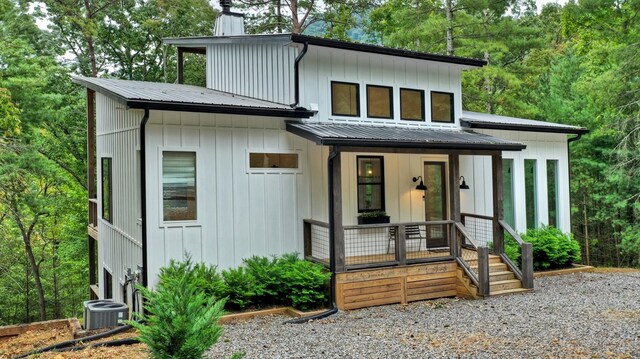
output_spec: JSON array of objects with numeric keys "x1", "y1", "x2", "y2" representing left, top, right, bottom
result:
[{"x1": 523, "y1": 226, "x2": 581, "y2": 270}]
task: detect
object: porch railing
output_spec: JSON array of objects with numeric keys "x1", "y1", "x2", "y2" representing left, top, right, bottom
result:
[
  {"x1": 454, "y1": 222, "x2": 490, "y2": 297},
  {"x1": 303, "y1": 219, "x2": 455, "y2": 270},
  {"x1": 461, "y1": 213, "x2": 493, "y2": 249},
  {"x1": 499, "y1": 220, "x2": 534, "y2": 289},
  {"x1": 89, "y1": 198, "x2": 98, "y2": 228}
]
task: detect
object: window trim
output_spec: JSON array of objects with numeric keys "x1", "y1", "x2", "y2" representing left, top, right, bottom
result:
[
  {"x1": 101, "y1": 157, "x2": 113, "y2": 224},
  {"x1": 524, "y1": 158, "x2": 538, "y2": 229},
  {"x1": 430, "y1": 91, "x2": 455, "y2": 123},
  {"x1": 356, "y1": 155, "x2": 386, "y2": 213},
  {"x1": 159, "y1": 148, "x2": 199, "y2": 225},
  {"x1": 400, "y1": 88, "x2": 425, "y2": 121},
  {"x1": 331, "y1": 81, "x2": 360, "y2": 117},
  {"x1": 103, "y1": 268, "x2": 113, "y2": 299},
  {"x1": 546, "y1": 159, "x2": 560, "y2": 228},
  {"x1": 246, "y1": 149, "x2": 303, "y2": 174},
  {"x1": 366, "y1": 84, "x2": 394, "y2": 119}
]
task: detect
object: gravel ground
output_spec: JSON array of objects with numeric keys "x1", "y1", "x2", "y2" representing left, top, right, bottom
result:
[{"x1": 207, "y1": 272, "x2": 640, "y2": 359}]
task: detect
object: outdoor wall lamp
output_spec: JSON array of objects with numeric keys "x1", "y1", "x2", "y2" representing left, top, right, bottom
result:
[
  {"x1": 412, "y1": 176, "x2": 427, "y2": 191},
  {"x1": 459, "y1": 176, "x2": 470, "y2": 190}
]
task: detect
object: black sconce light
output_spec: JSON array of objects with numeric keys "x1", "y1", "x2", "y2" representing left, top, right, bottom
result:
[
  {"x1": 412, "y1": 176, "x2": 427, "y2": 191},
  {"x1": 459, "y1": 176, "x2": 470, "y2": 190}
]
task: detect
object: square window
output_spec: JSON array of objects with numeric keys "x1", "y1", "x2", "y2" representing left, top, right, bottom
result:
[
  {"x1": 163, "y1": 151, "x2": 197, "y2": 221},
  {"x1": 331, "y1": 82, "x2": 359, "y2": 117},
  {"x1": 400, "y1": 88, "x2": 425, "y2": 121},
  {"x1": 431, "y1": 91, "x2": 454, "y2": 123},
  {"x1": 357, "y1": 156, "x2": 385, "y2": 212},
  {"x1": 367, "y1": 85, "x2": 393, "y2": 119}
]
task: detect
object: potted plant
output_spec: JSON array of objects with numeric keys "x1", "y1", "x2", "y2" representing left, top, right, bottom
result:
[{"x1": 357, "y1": 211, "x2": 390, "y2": 225}]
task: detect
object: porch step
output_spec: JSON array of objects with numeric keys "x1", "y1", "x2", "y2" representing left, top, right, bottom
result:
[
  {"x1": 489, "y1": 288, "x2": 533, "y2": 297},
  {"x1": 465, "y1": 256, "x2": 503, "y2": 265},
  {"x1": 470, "y1": 262, "x2": 509, "y2": 273},
  {"x1": 489, "y1": 270, "x2": 516, "y2": 282},
  {"x1": 490, "y1": 279, "x2": 522, "y2": 292}
]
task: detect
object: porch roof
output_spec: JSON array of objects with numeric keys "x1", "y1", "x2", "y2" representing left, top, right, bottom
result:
[
  {"x1": 72, "y1": 76, "x2": 314, "y2": 118},
  {"x1": 461, "y1": 111, "x2": 588, "y2": 135},
  {"x1": 286, "y1": 122, "x2": 526, "y2": 151}
]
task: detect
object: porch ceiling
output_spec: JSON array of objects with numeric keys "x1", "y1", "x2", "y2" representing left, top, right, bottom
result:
[{"x1": 286, "y1": 122, "x2": 526, "y2": 151}]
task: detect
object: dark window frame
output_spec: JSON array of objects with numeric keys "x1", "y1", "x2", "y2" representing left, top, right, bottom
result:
[
  {"x1": 400, "y1": 88, "x2": 425, "y2": 121},
  {"x1": 331, "y1": 81, "x2": 360, "y2": 117},
  {"x1": 104, "y1": 268, "x2": 113, "y2": 299},
  {"x1": 356, "y1": 155, "x2": 386, "y2": 213},
  {"x1": 366, "y1": 84, "x2": 394, "y2": 119},
  {"x1": 430, "y1": 91, "x2": 455, "y2": 123},
  {"x1": 101, "y1": 157, "x2": 112, "y2": 223}
]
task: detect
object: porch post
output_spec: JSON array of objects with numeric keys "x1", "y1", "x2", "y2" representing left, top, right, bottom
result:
[
  {"x1": 449, "y1": 154, "x2": 461, "y2": 257},
  {"x1": 328, "y1": 147, "x2": 345, "y2": 273},
  {"x1": 177, "y1": 47, "x2": 184, "y2": 84},
  {"x1": 492, "y1": 153, "x2": 504, "y2": 254}
]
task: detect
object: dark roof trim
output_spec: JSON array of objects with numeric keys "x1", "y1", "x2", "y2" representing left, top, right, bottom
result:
[
  {"x1": 286, "y1": 123, "x2": 526, "y2": 151},
  {"x1": 461, "y1": 120, "x2": 589, "y2": 135},
  {"x1": 74, "y1": 77, "x2": 314, "y2": 119},
  {"x1": 290, "y1": 34, "x2": 487, "y2": 68}
]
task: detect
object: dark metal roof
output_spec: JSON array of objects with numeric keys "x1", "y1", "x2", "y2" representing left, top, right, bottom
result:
[
  {"x1": 461, "y1": 111, "x2": 588, "y2": 135},
  {"x1": 163, "y1": 34, "x2": 486, "y2": 68},
  {"x1": 72, "y1": 76, "x2": 314, "y2": 118},
  {"x1": 286, "y1": 122, "x2": 526, "y2": 151},
  {"x1": 290, "y1": 34, "x2": 486, "y2": 68}
]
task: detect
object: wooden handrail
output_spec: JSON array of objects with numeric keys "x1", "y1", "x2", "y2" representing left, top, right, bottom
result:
[
  {"x1": 454, "y1": 222, "x2": 480, "y2": 249},
  {"x1": 89, "y1": 198, "x2": 99, "y2": 204},
  {"x1": 343, "y1": 219, "x2": 454, "y2": 230},
  {"x1": 498, "y1": 219, "x2": 525, "y2": 245},
  {"x1": 303, "y1": 219, "x2": 330, "y2": 228},
  {"x1": 460, "y1": 212, "x2": 493, "y2": 221}
]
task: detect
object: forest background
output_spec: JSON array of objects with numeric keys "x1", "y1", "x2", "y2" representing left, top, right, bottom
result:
[{"x1": 0, "y1": 0, "x2": 638, "y2": 325}]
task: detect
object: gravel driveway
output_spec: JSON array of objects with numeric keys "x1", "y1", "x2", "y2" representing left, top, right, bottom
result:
[{"x1": 207, "y1": 271, "x2": 640, "y2": 358}]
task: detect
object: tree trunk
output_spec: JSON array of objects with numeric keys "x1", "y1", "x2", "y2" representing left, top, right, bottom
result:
[
  {"x1": 14, "y1": 213, "x2": 46, "y2": 322},
  {"x1": 483, "y1": 51, "x2": 492, "y2": 113},
  {"x1": 445, "y1": 0, "x2": 454, "y2": 56},
  {"x1": 83, "y1": 0, "x2": 98, "y2": 77}
]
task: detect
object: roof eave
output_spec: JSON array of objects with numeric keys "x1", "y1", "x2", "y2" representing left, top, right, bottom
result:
[{"x1": 461, "y1": 120, "x2": 589, "y2": 135}]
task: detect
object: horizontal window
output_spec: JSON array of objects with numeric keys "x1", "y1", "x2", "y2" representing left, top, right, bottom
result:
[
  {"x1": 249, "y1": 153, "x2": 299, "y2": 169},
  {"x1": 163, "y1": 151, "x2": 197, "y2": 221},
  {"x1": 367, "y1": 85, "x2": 393, "y2": 119},
  {"x1": 331, "y1": 81, "x2": 359, "y2": 117},
  {"x1": 400, "y1": 88, "x2": 425, "y2": 121},
  {"x1": 431, "y1": 91, "x2": 454, "y2": 123}
]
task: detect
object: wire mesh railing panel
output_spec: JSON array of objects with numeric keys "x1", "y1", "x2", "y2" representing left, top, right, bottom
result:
[
  {"x1": 462, "y1": 214, "x2": 493, "y2": 249},
  {"x1": 405, "y1": 223, "x2": 453, "y2": 261},
  {"x1": 456, "y1": 225, "x2": 480, "y2": 282},
  {"x1": 344, "y1": 225, "x2": 397, "y2": 267},
  {"x1": 310, "y1": 222, "x2": 330, "y2": 265}
]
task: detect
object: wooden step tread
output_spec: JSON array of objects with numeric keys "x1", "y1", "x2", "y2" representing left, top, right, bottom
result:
[{"x1": 489, "y1": 288, "x2": 533, "y2": 297}]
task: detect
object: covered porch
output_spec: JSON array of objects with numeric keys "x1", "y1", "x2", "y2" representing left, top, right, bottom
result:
[{"x1": 288, "y1": 122, "x2": 535, "y2": 309}]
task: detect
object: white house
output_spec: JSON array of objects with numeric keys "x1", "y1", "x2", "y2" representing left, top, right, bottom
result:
[{"x1": 75, "y1": 4, "x2": 587, "y2": 310}]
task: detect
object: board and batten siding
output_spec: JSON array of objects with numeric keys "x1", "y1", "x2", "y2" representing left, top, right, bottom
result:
[
  {"x1": 298, "y1": 46, "x2": 464, "y2": 128},
  {"x1": 206, "y1": 42, "x2": 296, "y2": 105},
  {"x1": 95, "y1": 94, "x2": 143, "y2": 302},
  {"x1": 144, "y1": 111, "x2": 316, "y2": 288},
  {"x1": 459, "y1": 130, "x2": 571, "y2": 234}
]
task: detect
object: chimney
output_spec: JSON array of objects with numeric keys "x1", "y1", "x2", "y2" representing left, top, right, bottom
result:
[{"x1": 214, "y1": 0, "x2": 245, "y2": 36}]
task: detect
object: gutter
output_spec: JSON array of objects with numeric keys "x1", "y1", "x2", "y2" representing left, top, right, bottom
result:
[
  {"x1": 285, "y1": 146, "x2": 340, "y2": 324},
  {"x1": 290, "y1": 41, "x2": 309, "y2": 108},
  {"x1": 139, "y1": 109, "x2": 150, "y2": 288}
]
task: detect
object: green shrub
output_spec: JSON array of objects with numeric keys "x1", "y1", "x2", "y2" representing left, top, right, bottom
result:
[
  {"x1": 221, "y1": 267, "x2": 256, "y2": 309},
  {"x1": 504, "y1": 233, "x2": 522, "y2": 265},
  {"x1": 243, "y1": 255, "x2": 286, "y2": 306},
  {"x1": 129, "y1": 258, "x2": 226, "y2": 359},
  {"x1": 192, "y1": 262, "x2": 228, "y2": 300},
  {"x1": 281, "y1": 258, "x2": 331, "y2": 310},
  {"x1": 522, "y1": 225, "x2": 581, "y2": 270}
]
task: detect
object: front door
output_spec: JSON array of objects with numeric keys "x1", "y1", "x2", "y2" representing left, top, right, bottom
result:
[{"x1": 424, "y1": 162, "x2": 448, "y2": 248}]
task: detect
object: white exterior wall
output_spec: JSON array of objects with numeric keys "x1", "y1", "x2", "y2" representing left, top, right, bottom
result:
[
  {"x1": 459, "y1": 130, "x2": 571, "y2": 234},
  {"x1": 144, "y1": 111, "x2": 316, "y2": 288},
  {"x1": 206, "y1": 42, "x2": 296, "y2": 104},
  {"x1": 96, "y1": 94, "x2": 143, "y2": 302},
  {"x1": 299, "y1": 46, "x2": 464, "y2": 128}
]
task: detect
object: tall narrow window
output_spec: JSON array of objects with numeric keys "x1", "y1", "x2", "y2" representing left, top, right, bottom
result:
[
  {"x1": 366, "y1": 85, "x2": 393, "y2": 119},
  {"x1": 163, "y1": 151, "x2": 197, "y2": 221},
  {"x1": 502, "y1": 159, "x2": 515, "y2": 228},
  {"x1": 101, "y1": 158, "x2": 112, "y2": 223},
  {"x1": 431, "y1": 91, "x2": 454, "y2": 123},
  {"x1": 104, "y1": 269, "x2": 113, "y2": 299},
  {"x1": 331, "y1": 81, "x2": 359, "y2": 117},
  {"x1": 524, "y1": 159, "x2": 538, "y2": 229},
  {"x1": 357, "y1": 156, "x2": 385, "y2": 212},
  {"x1": 400, "y1": 88, "x2": 425, "y2": 121},
  {"x1": 547, "y1": 159, "x2": 559, "y2": 228}
]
